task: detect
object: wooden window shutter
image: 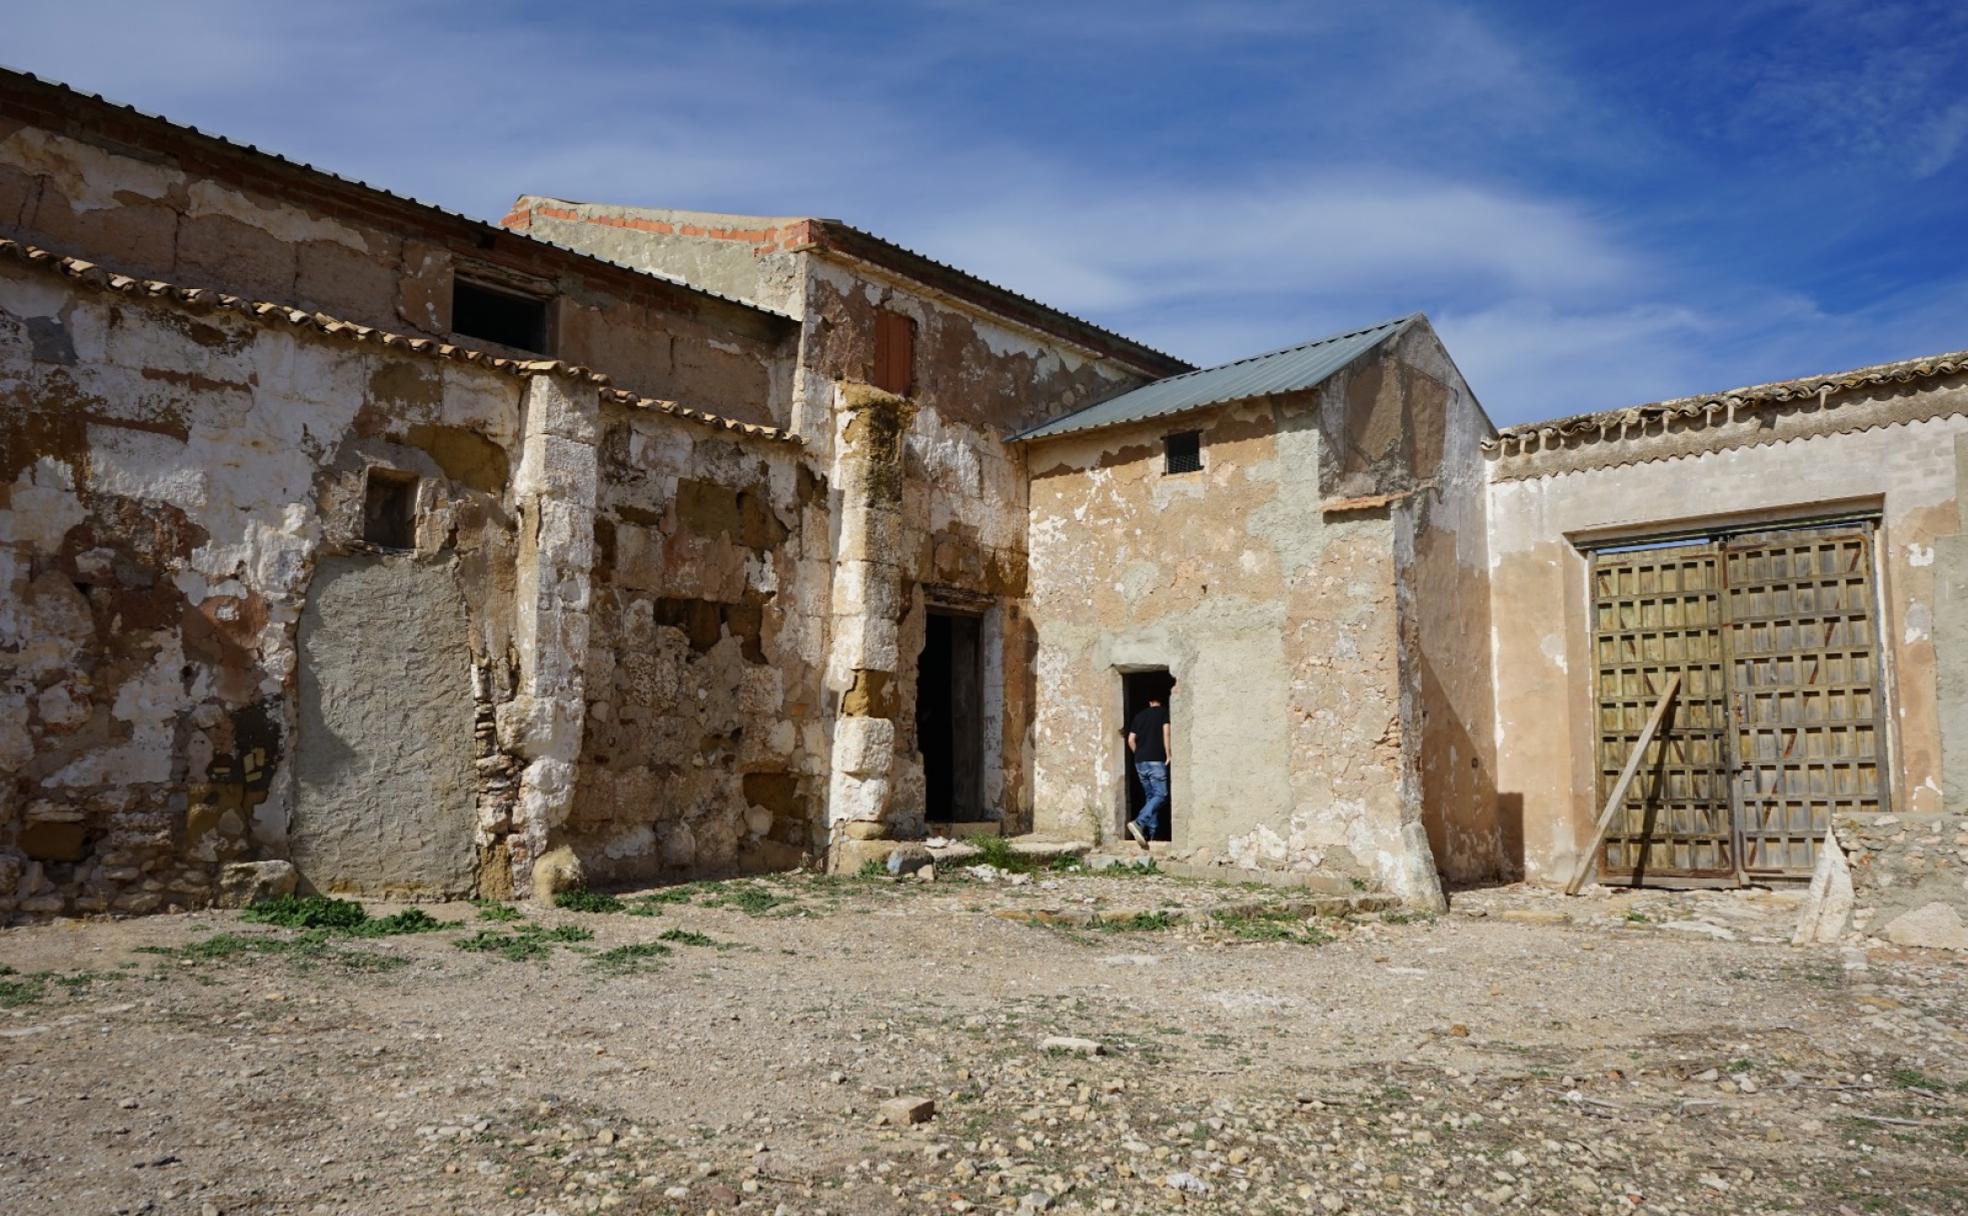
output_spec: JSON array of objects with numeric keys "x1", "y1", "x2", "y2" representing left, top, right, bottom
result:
[{"x1": 874, "y1": 308, "x2": 914, "y2": 396}]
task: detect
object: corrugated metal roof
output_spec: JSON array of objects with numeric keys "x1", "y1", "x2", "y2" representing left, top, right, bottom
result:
[{"x1": 1011, "y1": 314, "x2": 1419, "y2": 441}]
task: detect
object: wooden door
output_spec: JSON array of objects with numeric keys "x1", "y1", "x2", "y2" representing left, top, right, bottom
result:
[
  {"x1": 1590, "y1": 522, "x2": 1887, "y2": 884},
  {"x1": 1722, "y1": 527, "x2": 1886, "y2": 877},
  {"x1": 1592, "y1": 542, "x2": 1736, "y2": 881}
]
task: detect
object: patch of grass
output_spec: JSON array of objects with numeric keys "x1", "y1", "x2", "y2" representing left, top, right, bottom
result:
[
  {"x1": 1096, "y1": 911, "x2": 1178, "y2": 933},
  {"x1": 133, "y1": 930, "x2": 401, "y2": 973},
  {"x1": 453, "y1": 921, "x2": 593, "y2": 963},
  {"x1": 473, "y1": 900, "x2": 524, "y2": 922},
  {"x1": 349, "y1": 908, "x2": 445, "y2": 937},
  {"x1": 698, "y1": 884, "x2": 793, "y2": 916},
  {"x1": 1726, "y1": 1058, "x2": 1755, "y2": 1074},
  {"x1": 241, "y1": 894, "x2": 369, "y2": 931},
  {"x1": 0, "y1": 970, "x2": 45, "y2": 1007},
  {"x1": 554, "y1": 889, "x2": 625, "y2": 914},
  {"x1": 1214, "y1": 908, "x2": 1333, "y2": 945},
  {"x1": 1889, "y1": 1067, "x2": 1946, "y2": 1092},
  {"x1": 1088, "y1": 858, "x2": 1160, "y2": 878},
  {"x1": 1379, "y1": 910, "x2": 1436, "y2": 926},
  {"x1": 240, "y1": 895, "x2": 443, "y2": 938},
  {"x1": 856, "y1": 859, "x2": 888, "y2": 879},
  {"x1": 657, "y1": 929, "x2": 718, "y2": 948},
  {"x1": 1624, "y1": 910, "x2": 1651, "y2": 923},
  {"x1": 591, "y1": 942, "x2": 672, "y2": 975}
]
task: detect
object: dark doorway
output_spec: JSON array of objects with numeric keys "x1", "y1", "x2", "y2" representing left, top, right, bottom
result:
[
  {"x1": 1120, "y1": 669, "x2": 1175, "y2": 842},
  {"x1": 918, "y1": 609, "x2": 983, "y2": 822}
]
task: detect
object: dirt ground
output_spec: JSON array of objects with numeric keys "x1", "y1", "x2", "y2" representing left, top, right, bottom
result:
[{"x1": 2, "y1": 865, "x2": 1965, "y2": 1216}]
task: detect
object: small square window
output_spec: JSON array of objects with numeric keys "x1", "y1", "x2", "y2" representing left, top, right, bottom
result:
[
  {"x1": 1164, "y1": 430, "x2": 1203, "y2": 474},
  {"x1": 452, "y1": 277, "x2": 550, "y2": 353},
  {"x1": 362, "y1": 468, "x2": 419, "y2": 550}
]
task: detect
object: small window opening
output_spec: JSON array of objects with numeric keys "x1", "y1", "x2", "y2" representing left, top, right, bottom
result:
[
  {"x1": 362, "y1": 468, "x2": 419, "y2": 550},
  {"x1": 1164, "y1": 430, "x2": 1203, "y2": 474},
  {"x1": 873, "y1": 307, "x2": 915, "y2": 396},
  {"x1": 452, "y1": 278, "x2": 549, "y2": 353}
]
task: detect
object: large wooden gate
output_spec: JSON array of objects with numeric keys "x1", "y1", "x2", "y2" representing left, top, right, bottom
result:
[{"x1": 1590, "y1": 522, "x2": 1886, "y2": 883}]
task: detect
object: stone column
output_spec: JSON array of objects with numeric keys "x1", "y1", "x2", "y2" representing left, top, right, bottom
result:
[
  {"x1": 499, "y1": 372, "x2": 599, "y2": 896},
  {"x1": 825, "y1": 382, "x2": 917, "y2": 869}
]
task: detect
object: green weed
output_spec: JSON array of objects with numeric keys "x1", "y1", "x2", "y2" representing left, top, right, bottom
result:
[
  {"x1": 453, "y1": 922, "x2": 592, "y2": 963},
  {"x1": 473, "y1": 900, "x2": 524, "y2": 922},
  {"x1": 1096, "y1": 911, "x2": 1178, "y2": 933},
  {"x1": 698, "y1": 884, "x2": 793, "y2": 916},
  {"x1": 1214, "y1": 909, "x2": 1333, "y2": 945},
  {"x1": 657, "y1": 929, "x2": 718, "y2": 948},
  {"x1": 554, "y1": 889, "x2": 625, "y2": 914},
  {"x1": 856, "y1": 859, "x2": 888, "y2": 879},
  {"x1": 591, "y1": 942, "x2": 672, "y2": 975},
  {"x1": 242, "y1": 894, "x2": 368, "y2": 930}
]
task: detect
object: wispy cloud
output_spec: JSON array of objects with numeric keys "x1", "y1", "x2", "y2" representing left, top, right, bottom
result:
[{"x1": 4, "y1": 0, "x2": 1963, "y2": 424}]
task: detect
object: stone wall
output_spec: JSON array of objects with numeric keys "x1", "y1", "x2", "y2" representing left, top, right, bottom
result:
[
  {"x1": 0, "y1": 72, "x2": 796, "y2": 426},
  {"x1": 1487, "y1": 373, "x2": 1968, "y2": 894},
  {"x1": 570, "y1": 396, "x2": 826, "y2": 882},
  {"x1": 0, "y1": 248, "x2": 554, "y2": 918}
]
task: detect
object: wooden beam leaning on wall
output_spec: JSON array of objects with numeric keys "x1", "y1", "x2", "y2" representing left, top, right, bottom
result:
[{"x1": 1565, "y1": 673, "x2": 1682, "y2": 896}]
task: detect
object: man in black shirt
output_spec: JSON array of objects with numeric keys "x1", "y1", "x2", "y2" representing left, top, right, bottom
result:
[{"x1": 1125, "y1": 681, "x2": 1174, "y2": 845}]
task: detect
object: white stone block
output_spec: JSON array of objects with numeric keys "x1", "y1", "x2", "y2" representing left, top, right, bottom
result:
[{"x1": 832, "y1": 716, "x2": 896, "y2": 777}]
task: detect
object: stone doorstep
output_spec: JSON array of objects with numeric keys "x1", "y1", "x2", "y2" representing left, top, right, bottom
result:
[
  {"x1": 925, "y1": 838, "x2": 1089, "y2": 865},
  {"x1": 993, "y1": 893, "x2": 1401, "y2": 928},
  {"x1": 927, "y1": 820, "x2": 1005, "y2": 840}
]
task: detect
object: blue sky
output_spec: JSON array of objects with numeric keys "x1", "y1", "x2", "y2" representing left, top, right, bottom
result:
[{"x1": 9, "y1": 0, "x2": 1967, "y2": 424}]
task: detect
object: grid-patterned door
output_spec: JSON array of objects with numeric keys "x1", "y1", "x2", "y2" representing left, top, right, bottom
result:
[
  {"x1": 1592, "y1": 543, "x2": 1736, "y2": 880},
  {"x1": 1591, "y1": 523, "x2": 1887, "y2": 883},
  {"x1": 1723, "y1": 527, "x2": 1885, "y2": 876}
]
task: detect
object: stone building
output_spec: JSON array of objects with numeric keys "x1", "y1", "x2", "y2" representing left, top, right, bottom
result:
[{"x1": 3, "y1": 67, "x2": 1964, "y2": 942}]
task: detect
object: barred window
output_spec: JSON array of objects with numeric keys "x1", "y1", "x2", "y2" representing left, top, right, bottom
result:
[{"x1": 1164, "y1": 430, "x2": 1203, "y2": 474}]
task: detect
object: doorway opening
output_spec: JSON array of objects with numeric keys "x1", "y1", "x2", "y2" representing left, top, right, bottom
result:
[
  {"x1": 917, "y1": 608, "x2": 983, "y2": 823},
  {"x1": 1120, "y1": 668, "x2": 1176, "y2": 842}
]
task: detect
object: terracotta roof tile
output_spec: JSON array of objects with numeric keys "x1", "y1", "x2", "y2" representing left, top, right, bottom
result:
[{"x1": 0, "y1": 238, "x2": 799, "y2": 446}]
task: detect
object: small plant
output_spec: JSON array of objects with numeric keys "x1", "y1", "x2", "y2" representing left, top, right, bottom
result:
[
  {"x1": 591, "y1": 942, "x2": 672, "y2": 975},
  {"x1": 1348, "y1": 876, "x2": 1368, "y2": 891},
  {"x1": 555, "y1": 889, "x2": 625, "y2": 914},
  {"x1": 0, "y1": 967, "x2": 44, "y2": 1008},
  {"x1": 1096, "y1": 911, "x2": 1178, "y2": 933},
  {"x1": 657, "y1": 928, "x2": 717, "y2": 948},
  {"x1": 1380, "y1": 910, "x2": 1436, "y2": 926},
  {"x1": 856, "y1": 859, "x2": 888, "y2": 879},
  {"x1": 473, "y1": 899, "x2": 523, "y2": 922},
  {"x1": 699, "y1": 884, "x2": 792, "y2": 916},
  {"x1": 455, "y1": 928, "x2": 553, "y2": 962},
  {"x1": 1215, "y1": 908, "x2": 1333, "y2": 945},
  {"x1": 1726, "y1": 1058, "x2": 1754, "y2": 1074},
  {"x1": 350, "y1": 908, "x2": 445, "y2": 937},
  {"x1": 242, "y1": 894, "x2": 369, "y2": 931},
  {"x1": 1624, "y1": 910, "x2": 1650, "y2": 923},
  {"x1": 1888, "y1": 1067, "x2": 1943, "y2": 1092}
]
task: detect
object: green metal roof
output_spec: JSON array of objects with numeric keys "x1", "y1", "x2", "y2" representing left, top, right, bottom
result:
[{"x1": 1012, "y1": 313, "x2": 1420, "y2": 442}]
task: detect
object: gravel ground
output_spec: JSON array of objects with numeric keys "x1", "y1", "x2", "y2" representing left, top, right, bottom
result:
[{"x1": 1, "y1": 867, "x2": 1965, "y2": 1216}]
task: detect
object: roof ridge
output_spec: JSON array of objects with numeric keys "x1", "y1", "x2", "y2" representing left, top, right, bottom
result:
[
  {"x1": 1488, "y1": 346, "x2": 1968, "y2": 457},
  {"x1": 0, "y1": 237, "x2": 800, "y2": 445},
  {"x1": 1136, "y1": 313, "x2": 1421, "y2": 388}
]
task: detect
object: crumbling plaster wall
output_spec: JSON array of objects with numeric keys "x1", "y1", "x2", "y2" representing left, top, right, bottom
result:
[
  {"x1": 1487, "y1": 382, "x2": 1968, "y2": 910},
  {"x1": 1389, "y1": 327, "x2": 1504, "y2": 886},
  {"x1": 486, "y1": 204, "x2": 1174, "y2": 839},
  {"x1": 1025, "y1": 326, "x2": 1492, "y2": 905},
  {"x1": 0, "y1": 108, "x2": 794, "y2": 426},
  {"x1": 0, "y1": 256, "x2": 548, "y2": 919},
  {"x1": 572, "y1": 398, "x2": 827, "y2": 882}
]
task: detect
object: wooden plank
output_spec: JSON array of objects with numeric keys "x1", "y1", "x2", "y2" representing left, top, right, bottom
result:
[{"x1": 1568, "y1": 673, "x2": 1681, "y2": 896}]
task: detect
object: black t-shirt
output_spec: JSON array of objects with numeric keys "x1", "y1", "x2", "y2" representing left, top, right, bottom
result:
[{"x1": 1128, "y1": 704, "x2": 1170, "y2": 764}]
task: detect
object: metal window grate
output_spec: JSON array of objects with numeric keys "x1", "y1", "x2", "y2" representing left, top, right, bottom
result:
[{"x1": 1164, "y1": 430, "x2": 1202, "y2": 474}]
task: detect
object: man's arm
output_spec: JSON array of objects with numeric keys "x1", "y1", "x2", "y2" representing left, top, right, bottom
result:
[
  {"x1": 1161, "y1": 721, "x2": 1171, "y2": 763},
  {"x1": 1126, "y1": 731, "x2": 1138, "y2": 754}
]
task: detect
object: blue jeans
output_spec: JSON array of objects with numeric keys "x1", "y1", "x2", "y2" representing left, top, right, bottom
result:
[{"x1": 1134, "y1": 761, "x2": 1169, "y2": 840}]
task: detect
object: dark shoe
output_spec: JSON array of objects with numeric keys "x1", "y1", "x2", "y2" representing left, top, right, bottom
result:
[{"x1": 1126, "y1": 821, "x2": 1147, "y2": 845}]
